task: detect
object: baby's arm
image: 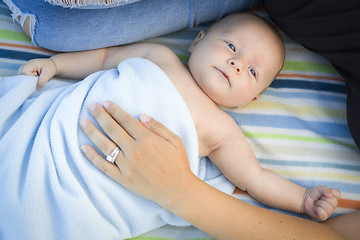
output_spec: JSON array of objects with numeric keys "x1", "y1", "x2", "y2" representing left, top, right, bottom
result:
[
  {"x1": 209, "y1": 119, "x2": 340, "y2": 221},
  {"x1": 18, "y1": 43, "x2": 170, "y2": 89}
]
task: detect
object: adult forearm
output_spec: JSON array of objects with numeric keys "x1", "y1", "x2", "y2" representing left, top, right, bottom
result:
[
  {"x1": 325, "y1": 210, "x2": 360, "y2": 240},
  {"x1": 80, "y1": 102, "x2": 343, "y2": 240},
  {"x1": 166, "y1": 176, "x2": 342, "y2": 240}
]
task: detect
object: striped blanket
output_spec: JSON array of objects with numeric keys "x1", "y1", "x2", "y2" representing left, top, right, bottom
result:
[{"x1": 1, "y1": 2, "x2": 359, "y2": 239}]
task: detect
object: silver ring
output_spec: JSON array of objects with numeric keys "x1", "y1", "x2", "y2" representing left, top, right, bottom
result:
[{"x1": 106, "y1": 146, "x2": 120, "y2": 163}]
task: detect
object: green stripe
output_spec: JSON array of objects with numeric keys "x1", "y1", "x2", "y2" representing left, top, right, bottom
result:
[
  {"x1": 130, "y1": 237, "x2": 172, "y2": 240},
  {"x1": 245, "y1": 100, "x2": 346, "y2": 119},
  {"x1": 0, "y1": 29, "x2": 31, "y2": 43},
  {"x1": 131, "y1": 237, "x2": 212, "y2": 240},
  {"x1": 282, "y1": 60, "x2": 339, "y2": 75},
  {"x1": 175, "y1": 53, "x2": 190, "y2": 63},
  {"x1": 244, "y1": 131, "x2": 357, "y2": 149}
]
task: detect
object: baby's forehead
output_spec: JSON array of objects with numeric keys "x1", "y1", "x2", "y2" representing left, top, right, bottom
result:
[{"x1": 213, "y1": 14, "x2": 272, "y2": 35}]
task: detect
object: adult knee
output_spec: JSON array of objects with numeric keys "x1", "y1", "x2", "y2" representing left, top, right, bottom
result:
[{"x1": 20, "y1": 16, "x2": 32, "y2": 39}]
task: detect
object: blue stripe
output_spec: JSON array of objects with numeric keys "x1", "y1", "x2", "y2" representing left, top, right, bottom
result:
[
  {"x1": 227, "y1": 112, "x2": 351, "y2": 138},
  {"x1": 270, "y1": 79, "x2": 346, "y2": 94},
  {"x1": 259, "y1": 159, "x2": 360, "y2": 172},
  {"x1": 241, "y1": 198, "x2": 343, "y2": 220},
  {"x1": 0, "y1": 61, "x2": 21, "y2": 70},
  {"x1": 0, "y1": 6, "x2": 10, "y2": 16},
  {"x1": 265, "y1": 89, "x2": 346, "y2": 103},
  {"x1": 289, "y1": 179, "x2": 360, "y2": 194},
  {"x1": 0, "y1": 49, "x2": 50, "y2": 61}
]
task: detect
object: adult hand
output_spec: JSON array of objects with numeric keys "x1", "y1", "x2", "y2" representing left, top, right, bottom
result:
[
  {"x1": 79, "y1": 102, "x2": 348, "y2": 240},
  {"x1": 80, "y1": 101, "x2": 195, "y2": 209}
]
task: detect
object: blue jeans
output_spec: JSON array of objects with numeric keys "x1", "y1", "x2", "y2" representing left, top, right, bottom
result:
[{"x1": 4, "y1": 0, "x2": 261, "y2": 51}]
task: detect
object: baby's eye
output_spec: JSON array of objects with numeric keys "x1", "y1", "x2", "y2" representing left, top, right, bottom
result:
[
  {"x1": 227, "y1": 42, "x2": 236, "y2": 52},
  {"x1": 249, "y1": 68, "x2": 256, "y2": 77}
]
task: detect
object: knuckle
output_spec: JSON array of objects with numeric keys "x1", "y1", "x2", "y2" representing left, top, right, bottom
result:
[
  {"x1": 149, "y1": 120, "x2": 162, "y2": 131},
  {"x1": 132, "y1": 148, "x2": 144, "y2": 160},
  {"x1": 119, "y1": 115, "x2": 132, "y2": 126},
  {"x1": 173, "y1": 136, "x2": 185, "y2": 148},
  {"x1": 126, "y1": 164, "x2": 136, "y2": 176},
  {"x1": 102, "y1": 143, "x2": 115, "y2": 156},
  {"x1": 106, "y1": 124, "x2": 117, "y2": 136},
  {"x1": 100, "y1": 162, "x2": 113, "y2": 175},
  {"x1": 141, "y1": 135, "x2": 153, "y2": 146}
]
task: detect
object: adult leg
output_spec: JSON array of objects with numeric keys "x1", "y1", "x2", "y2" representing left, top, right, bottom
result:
[
  {"x1": 5, "y1": 0, "x2": 260, "y2": 51},
  {"x1": 264, "y1": 0, "x2": 360, "y2": 148}
]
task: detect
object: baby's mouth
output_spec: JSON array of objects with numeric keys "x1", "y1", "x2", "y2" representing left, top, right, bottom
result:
[{"x1": 216, "y1": 67, "x2": 231, "y2": 86}]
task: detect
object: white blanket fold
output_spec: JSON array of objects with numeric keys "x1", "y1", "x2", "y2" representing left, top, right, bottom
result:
[{"x1": 0, "y1": 58, "x2": 234, "y2": 239}]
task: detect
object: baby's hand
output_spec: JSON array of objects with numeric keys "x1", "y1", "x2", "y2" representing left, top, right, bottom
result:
[
  {"x1": 18, "y1": 58, "x2": 57, "y2": 89},
  {"x1": 302, "y1": 186, "x2": 341, "y2": 221}
]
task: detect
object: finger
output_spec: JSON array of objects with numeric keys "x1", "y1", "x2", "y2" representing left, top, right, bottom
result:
[
  {"x1": 140, "y1": 113, "x2": 181, "y2": 146},
  {"x1": 81, "y1": 144, "x2": 123, "y2": 182},
  {"x1": 37, "y1": 71, "x2": 52, "y2": 89},
  {"x1": 18, "y1": 64, "x2": 24, "y2": 74},
  {"x1": 316, "y1": 185, "x2": 332, "y2": 198},
  {"x1": 331, "y1": 188, "x2": 341, "y2": 199},
  {"x1": 80, "y1": 118, "x2": 121, "y2": 158},
  {"x1": 89, "y1": 102, "x2": 134, "y2": 149},
  {"x1": 18, "y1": 64, "x2": 37, "y2": 76},
  {"x1": 313, "y1": 204, "x2": 329, "y2": 221},
  {"x1": 315, "y1": 199, "x2": 335, "y2": 219},
  {"x1": 37, "y1": 75, "x2": 47, "y2": 89},
  {"x1": 320, "y1": 194, "x2": 339, "y2": 209},
  {"x1": 103, "y1": 101, "x2": 145, "y2": 139}
]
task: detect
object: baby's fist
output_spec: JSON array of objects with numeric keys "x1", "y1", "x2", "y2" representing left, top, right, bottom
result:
[
  {"x1": 18, "y1": 58, "x2": 57, "y2": 89},
  {"x1": 302, "y1": 186, "x2": 341, "y2": 221}
]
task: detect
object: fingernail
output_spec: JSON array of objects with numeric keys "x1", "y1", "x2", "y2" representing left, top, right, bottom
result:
[
  {"x1": 88, "y1": 103, "x2": 97, "y2": 112},
  {"x1": 80, "y1": 119, "x2": 88, "y2": 128},
  {"x1": 81, "y1": 145, "x2": 88, "y2": 153},
  {"x1": 103, "y1": 101, "x2": 110, "y2": 109},
  {"x1": 140, "y1": 113, "x2": 152, "y2": 123}
]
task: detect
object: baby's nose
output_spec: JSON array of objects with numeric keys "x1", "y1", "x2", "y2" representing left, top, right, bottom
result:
[{"x1": 229, "y1": 59, "x2": 241, "y2": 73}]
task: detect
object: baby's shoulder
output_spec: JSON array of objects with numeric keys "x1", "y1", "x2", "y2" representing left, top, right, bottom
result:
[
  {"x1": 196, "y1": 107, "x2": 239, "y2": 152},
  {"x1": 144, "y1": 44, "x2": 180, "y2": 65}
]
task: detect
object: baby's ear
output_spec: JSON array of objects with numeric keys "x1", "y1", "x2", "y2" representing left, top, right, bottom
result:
[{"x1": 188, "y1": 30, "x2": 207, "y2": 53}]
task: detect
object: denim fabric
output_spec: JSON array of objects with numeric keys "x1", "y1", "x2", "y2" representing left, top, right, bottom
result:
[
  {"x1": 46, "y1": 0, "x2": 141, "y2": 9},
  {"x1": 5, "y1": 0, "x2": 261, "y2": 51}
]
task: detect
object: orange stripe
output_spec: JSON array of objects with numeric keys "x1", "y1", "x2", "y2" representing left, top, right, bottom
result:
[
  {"x1": 338, "y1": 198, "x2": 360, "y2": 210},
  {"x1": 233, "y1": 187, "x2": 247, "y2": 195},
  {"x1": 278, "y1": 73, "x2": 343, "y2": 82},
  {"x1": 0, "y1": 42, "x2": 57, "y2": 54},
  {"x1": 232, "y1": 188, "x2": 360, "y2": 210}
]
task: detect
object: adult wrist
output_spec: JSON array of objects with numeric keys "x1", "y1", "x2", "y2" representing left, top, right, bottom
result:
[{"x1": 158, "y1": 172, "x2": 199, "y2": 215}]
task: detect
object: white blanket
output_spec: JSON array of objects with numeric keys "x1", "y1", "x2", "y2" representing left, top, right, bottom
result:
[{"x1": 0, "y1": 58, "x2": 234, "y2": 240}]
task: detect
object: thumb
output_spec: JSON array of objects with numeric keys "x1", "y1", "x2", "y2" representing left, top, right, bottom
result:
[
  {"x1": 36, "y1": 69, "x2": 54, "y2": 89},
  {"x1": 36, "y1": 75, "x2": 47, "y2": 89},
  {"x1": 140, "y1": 113, "x2": 179, "y2": 143}
]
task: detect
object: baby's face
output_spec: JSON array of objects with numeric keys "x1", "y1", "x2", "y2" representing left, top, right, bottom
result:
[{"x1": 188, "y1": 13, "x2": 284, "y2": 108}]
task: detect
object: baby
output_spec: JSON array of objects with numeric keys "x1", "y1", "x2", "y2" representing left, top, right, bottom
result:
[{"x1": 19, "y1": 13, "x2": 340, "y2": 221}]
